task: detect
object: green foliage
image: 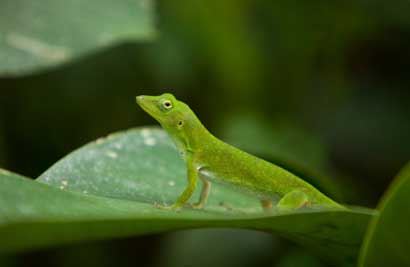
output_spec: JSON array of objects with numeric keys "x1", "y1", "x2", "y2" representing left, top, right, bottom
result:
[
  {"x1": 158, "y1": 229, "x2": 277, "y2": 267},
  {"x1": 0, "y1": 128, "x2": 373, "y2": 265},
  {"x1": 0, "y1": 0, "x2": 155, "y2": 76},
  {"x1": 359, "y1": 163, "x2": 410, "y2": 267},
  {"x1": 277, "y1": 249, "x2": 325, "y2": 267},
  {"x1": 0, "y1": 1, "x2": 409, "y2": 266}
]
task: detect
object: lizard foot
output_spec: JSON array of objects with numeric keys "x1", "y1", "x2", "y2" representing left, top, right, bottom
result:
[
  {"x1": 153, "y1": 202, "x2": 182, "y2": 212},
  {"x1": 190, "y1": 202, "x2": 205, "y2": 210}
]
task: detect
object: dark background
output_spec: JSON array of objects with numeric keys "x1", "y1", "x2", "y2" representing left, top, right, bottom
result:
[{"x1": 1, "y1": 1, "x2": 409, "y2": 266}]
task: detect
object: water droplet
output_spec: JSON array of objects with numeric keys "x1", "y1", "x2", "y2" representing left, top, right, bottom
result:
[
  {"x1": 114, "y1": 143, "x2": 123, "y2": 149},
  {"x1": 107, "y1": 133, "x2": 118, "y2": 140},
  {"x1": 96, "y1": 138, "x2": 105, "y2": 145},
  {"x1": 106, "y1": 151, "x2": 118, "y2": 159},
  {"x1": 59, "y1": 185, "x2": 65, "y2": 190},
  {"x1": 83, "y1": 190, "x2": 88, "y2": 194},
  {"x1": 144, "y1": 137, "x2": 156, "y2": 146},
  {"x1": 0, "y1": 169, "x2": 11, "y2": 175},
  {"x1": 61, "y1": 180, "x2": 68, "y2": 186},
  {"x1": 168, "y1": 181, "x2": 176, "y2": 186},
  {"x1": 141, "y1": 129, "x2": 151, "y2": 138}
]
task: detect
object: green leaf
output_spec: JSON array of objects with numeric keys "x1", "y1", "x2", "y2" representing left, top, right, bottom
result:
[
  {"x1": 0, "y1": 0, "x2": 155, "y2": 76},
  {"x1": 359, "y1": 162, "x2": 410, "y2": 267},
  {"x1": 276, "y1": 249, "x2": 325, "y2": 267},
  {"x1": 1, "y1": 128, "x2": 374, "y2": 265}
]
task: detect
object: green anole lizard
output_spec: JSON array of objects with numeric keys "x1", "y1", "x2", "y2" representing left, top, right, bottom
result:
[{"x1": 136, "y1": 93, "x2": 344, "y2": 211}]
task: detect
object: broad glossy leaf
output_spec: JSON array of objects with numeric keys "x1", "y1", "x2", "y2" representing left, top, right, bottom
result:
[
  {"x1": 359, "y1": 162, "x2": 410, "y2": 267},
  {"x1": 0, "y1": 0, "x2": 155, "y2": 76},
  {"x1": 0, "y1": 128, "x2": 374, "y2": 265}
]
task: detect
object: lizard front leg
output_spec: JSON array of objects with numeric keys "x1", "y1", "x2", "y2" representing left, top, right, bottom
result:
[{"x1": 155, "y1": 157, "x2": 198, "y2": 211}]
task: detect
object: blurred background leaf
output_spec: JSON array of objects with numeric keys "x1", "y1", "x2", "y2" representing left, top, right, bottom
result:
[
  {"x1": 0, "y1": 0, "x2": 155, "y2": 76},
  {"x1": 157, "y1": 229, "x2": 278, "y2": 267},
  {"x1": 276, "y1": 248, "x2": 326, "y2": 267},
  {"x1": 359, "y1": 162, "x2": 410, "y2": 267},
  {"x1": 157, "y1": 229, "x2": 328, "y2": 267}
]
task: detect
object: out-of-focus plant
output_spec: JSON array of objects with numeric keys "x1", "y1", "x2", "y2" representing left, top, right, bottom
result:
[{"x1": 1, "y1": 0, "x2": 409, "y2": 267}]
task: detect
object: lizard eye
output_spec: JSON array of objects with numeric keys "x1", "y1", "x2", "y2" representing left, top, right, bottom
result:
[{"x1": 162, "y1": 100, "x2": 173, "y2": 110}]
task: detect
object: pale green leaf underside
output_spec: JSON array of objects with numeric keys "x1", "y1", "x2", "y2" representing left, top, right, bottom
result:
[
  {"x1": 1, "y1": 128, "x2": 374, "y2": 265},
  {"x1": 0, "y1": 0, "x2": 155, "y2": 76}
]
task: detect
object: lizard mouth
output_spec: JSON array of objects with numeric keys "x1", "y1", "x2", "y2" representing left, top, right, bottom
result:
[
  {"x1": 136, "y1": 95, "x2": 147, "y2": 106},
  {"x1": 136, "y1": 95, "x2": 159, "y2": 118}
]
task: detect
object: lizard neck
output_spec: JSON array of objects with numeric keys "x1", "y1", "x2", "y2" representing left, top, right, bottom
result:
[{"x1": 164, "y1": 111, "x2": 212, "y2": 156}]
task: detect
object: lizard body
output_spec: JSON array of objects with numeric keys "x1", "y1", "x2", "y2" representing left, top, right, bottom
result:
[{"x1": 136, "y1": 93, "x2": 344, "y2": 211}]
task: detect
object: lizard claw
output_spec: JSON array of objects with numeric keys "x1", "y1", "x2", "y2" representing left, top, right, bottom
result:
[
  {"x1": 153, "y1": 202, "x2": 182, "y2": 212},
  {"x1": 190, "y1": 203, "x2": 204, "y2": 210}
]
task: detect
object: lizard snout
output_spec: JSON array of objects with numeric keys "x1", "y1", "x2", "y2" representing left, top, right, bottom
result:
[{"x1": 136, "y1": 95, "x2": 145, "y2": 104}]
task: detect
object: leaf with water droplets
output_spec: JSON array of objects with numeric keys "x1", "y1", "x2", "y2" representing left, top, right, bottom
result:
[{"x1": 1, "y1": 127, "x2": 374, "y2": 265}]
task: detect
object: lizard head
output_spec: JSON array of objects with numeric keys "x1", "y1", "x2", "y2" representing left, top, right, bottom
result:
[
  {"x1": 136, "y1": 93, "x2": 192, "y2": 133},
  {"x1": 136, "y1": 93, "x2": 205, "y2": 152}
]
